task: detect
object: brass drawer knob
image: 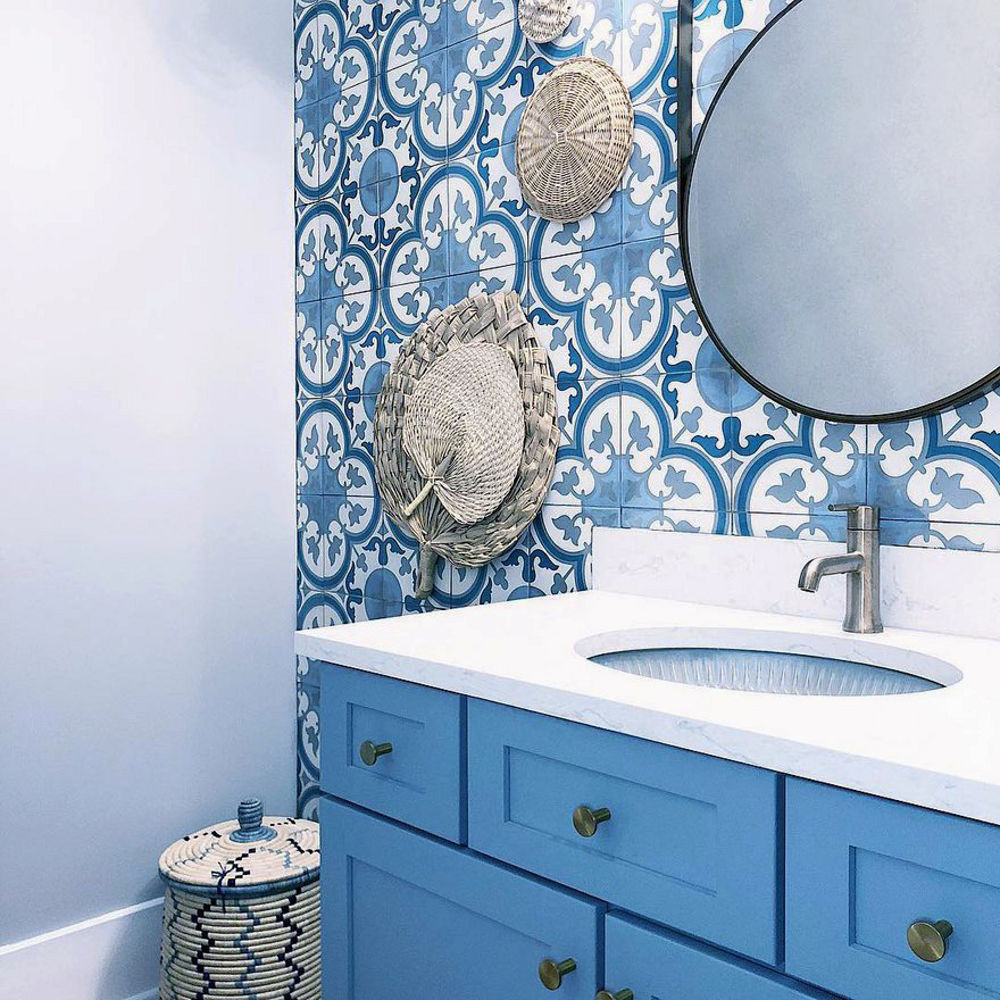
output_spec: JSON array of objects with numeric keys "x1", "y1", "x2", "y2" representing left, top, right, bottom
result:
[
  {"x1": 359, "y1": 740, "x2": 393, "y2": 766},
  {"x1": 573, "y1": 805, "x2": 611, "y2": 838},
  {"x1": 597, "y1": 991, "x2": 634, "y2": 1000},
  {"x1": 907, "y1": 920, "x2": 953, "y2": 963},
  {"x1": 538, "y1": 958, "x2": 577, "y2": 990}
]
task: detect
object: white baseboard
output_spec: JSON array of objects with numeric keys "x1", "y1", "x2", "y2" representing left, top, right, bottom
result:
[{"x1": 0, "y1": 897, "x2": 162, "y2": 1000}]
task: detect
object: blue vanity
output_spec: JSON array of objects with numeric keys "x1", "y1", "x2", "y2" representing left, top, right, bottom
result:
[{"x1": 314, "y1": 663, "x2": 1000, "y2": 1000}]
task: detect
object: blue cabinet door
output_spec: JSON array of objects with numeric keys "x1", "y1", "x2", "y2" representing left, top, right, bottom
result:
[
  {"x1": 787, "y1": 778, "x2": 1000, "y2": 1000},
  {"x1": 321, "y1": 798, "x2": 604, "y2": 1000},
  {"x1": 467, "y1": 700, "x2": 781, "y2": 964},
  {"x1": 320, "y1": 666, "x2": 466, "y2": 842},
  {"x1": 604, "y1": 913, "x2": 835, "y2": 1000}
]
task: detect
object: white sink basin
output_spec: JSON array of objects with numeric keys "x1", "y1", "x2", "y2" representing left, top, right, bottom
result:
[{"x1": 578, "y1": 627, "x2": 961, "y2": 697}]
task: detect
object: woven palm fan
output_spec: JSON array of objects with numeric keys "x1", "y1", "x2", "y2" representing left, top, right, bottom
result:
[
  {"x1": 516, "y1": 56, "x2": 634, "y2": 222},
  {"x1": 518, "y1": 0, "x2": 578, "y2": 43},
  {"x1": 375, "y1": 291, "x2": 558, "y2": 597}
]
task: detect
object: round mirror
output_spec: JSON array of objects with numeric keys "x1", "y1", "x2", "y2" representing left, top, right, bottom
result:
[{"x1": 684, "y1": 0, "x2": 1000, "y2": 423}]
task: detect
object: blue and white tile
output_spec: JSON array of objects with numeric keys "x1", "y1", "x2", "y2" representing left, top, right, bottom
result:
[
  {"x1": 295, "y1": 12, "x2": 320, "y2": 107},
  {"x1": 868, "y1": 394, "x2": 1000, "y2": 529},
  {"x1": 295, "y1": 102, "x2": 321, "y2": 204},
  {"x1": 450, "y1": 529, "x2": 538, "y2": 606},
  {"x1": 316, "y1": 79, "x2": 379, "y2": 195},
  {"x1": 447, "y1": 0, "x2": 517, "y2": 44},
  {"x1": 299, "y1": 201, "x2": 378, "y2": 300},
  {"x1": 297, "y1": 655, "x2": 324, "y2": 689},
  {"x1": 548, "y1": 377, "x2": 622, "y2": 509},
  {"x1": 296, "y1": 579, "x2": 347, "y2": 630},
  {"x1": 734, "y1": 511, "x2": 848, "y2": 544},
  {"x1": 528, "y1": 188, "x2": 624, "y2": 261},
  {"x1": 730, "y1": 375, "x2": 869, "y2": 532},
  {"x1": 296, "y1": 396, "x2": 327, "y2": 494},
  {"x1": 381, "y1": 164, "x2": 451, "y2": 286},
  {"x1": 376, "y1": 517, "x2": 453, "y2": 613},
  {"x1": 297, "y1": 682, "x2": 321, "y2": 785},
  {"x1": 620, "y1": 372, "x2": 729, "y2": 522},
  {"x1": 528, "y1": 245, "x2": 623, "y2": 378},
  {"x1": 622, "y1": 506, "x2": 725, "y2": 533},
  {"x1": 445, "y1": 19, "x2": 527, "y2": 158},
  {"x1": 297, "y1": 299, "x2": 323, "y2": 397},
  {"x1": 533, "y1": 505, "x2": 621, "y2": 593},
  {"x1": 620, "y1": 236, "x2": 690, "y2": 373},
  {"x1": 691, "y1": 0, "x2": 735, "y2": 90},
  {"x1": 314, "y1": 2, "x2": 379, "y2": 97},
  {"x1": 622, "y1": 0, "x2": 680, "y2": 103},
  {"x1": 296, "y1": 397, "x2": 378, "y2": 497},
  {"x1": 448, "y1": 261, "x2": 524, "y2": 301},
  {"x1": 297, "y1": 495, "x2": 326, "y2": 588},
  {"x1": 323, "y1": 494, "x2": 382, "y2": 594},
  {"x1": 623, "y1": 98, "x2": 679, "y2": 243},
  {"x1": 322, "y1": 288, "x2": 379, "y2": 396},
  {"x1": 447, "y1": 150, "x2": 531, "y2": 277},
  {"x1": 382, "y1": 49, "x2": 450, "y2": 164},
  {"x1": 381, "y1": 0, "x2": 450, "y2": 70}
]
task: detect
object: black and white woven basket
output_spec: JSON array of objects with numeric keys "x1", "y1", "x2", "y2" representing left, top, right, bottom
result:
[{"x1": 157, "y1": 799, "x2": 320, "y2": 1000}]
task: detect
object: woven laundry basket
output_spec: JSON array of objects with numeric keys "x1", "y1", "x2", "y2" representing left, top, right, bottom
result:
[
  {"x1": 516, "y1": 56, "x2": 634, "y2": 222},
  {"x1": 158, "y1": 799, "x2": 320, "y2": 1000},
  {"x1": 375, "y1": 291, "x2": 558, "y2": 597}
]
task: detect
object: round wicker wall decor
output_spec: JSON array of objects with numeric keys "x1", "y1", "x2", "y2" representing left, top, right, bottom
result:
[
  {"x1": 516, "y1": 56, "x2": 634, "y2": 223},
  {"x1": 375, "y1": 291, "x2": 558, "y2": 598},
  {"x1": 518, "y1": 0, "x2": 578, "y2": 43}
]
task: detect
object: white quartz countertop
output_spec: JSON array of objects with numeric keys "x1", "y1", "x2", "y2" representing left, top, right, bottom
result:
[{"x1": 295, "y1": 590, "x2": 1000, "y2": 826}]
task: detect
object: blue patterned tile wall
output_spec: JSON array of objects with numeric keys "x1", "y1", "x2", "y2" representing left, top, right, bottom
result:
[{"x1": 294, "y1": 0, "x2": 1000, "y2": 813}]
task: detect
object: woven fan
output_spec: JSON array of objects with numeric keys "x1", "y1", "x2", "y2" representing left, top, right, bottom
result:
[
  {"x1": 516, "y1": 56, "x2": 634, "y2": 222},
  {"x1": 375, "y1": 292, "x2": 558, "y2": 597},
  {"x1": 518, "y1": 0, "x2": 578, "y2": 43},
  {"x1": 401, "y1": 343, "x2": 525, "y2": 524}
]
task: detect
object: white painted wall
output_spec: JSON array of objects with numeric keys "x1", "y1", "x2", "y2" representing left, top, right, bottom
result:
[{"x1": 0, "y1": 1, "x2": 293, "y2": 993}]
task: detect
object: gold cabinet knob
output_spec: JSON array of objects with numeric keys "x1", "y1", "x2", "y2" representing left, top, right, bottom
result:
[
  {"x1": 538, "y1": 958, "x2": 577, "y2": 990},
  {"x1": 573, "y1": 805, "x2": 611, "y2": 838},
  {"x1": 359, "y1": 740, "x2": 393, "y2": 766},
  {"x1": 597, "y1": 991, "x2": 634, "y2": 1000},
  {"x1": 907, "y1": 920, "x2": 953, "y2": 963}
]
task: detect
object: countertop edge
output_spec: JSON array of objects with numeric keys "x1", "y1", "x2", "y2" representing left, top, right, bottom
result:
[{"x1": 294, "y1": 630, "x2": 1000, "y2": 828}]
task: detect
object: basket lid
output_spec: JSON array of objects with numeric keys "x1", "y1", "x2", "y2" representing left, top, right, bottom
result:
[{"x1": 158, "y1": 798, "x2": 319, "y2": 896}]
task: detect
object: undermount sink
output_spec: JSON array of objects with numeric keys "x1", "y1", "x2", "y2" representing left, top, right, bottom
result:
[{"x1": 578, "y1": 628, "x2": 961, "y2": 697}]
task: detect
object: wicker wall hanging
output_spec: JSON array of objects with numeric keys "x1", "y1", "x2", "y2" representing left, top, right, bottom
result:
[
  {"x1": 518, "y1": 0, "x2": 578, "y2": 43},
  {"x1": 375, "y1": 291, "x2": 558, "y2": 597},
  {"x1": 516, "y1": 56, "x2": 634, "y2": 223}
]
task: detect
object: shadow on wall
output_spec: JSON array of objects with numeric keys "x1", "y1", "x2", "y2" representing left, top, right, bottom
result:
[{"x1": 145, "y1": 0, "x2": 289, "y2": 90}]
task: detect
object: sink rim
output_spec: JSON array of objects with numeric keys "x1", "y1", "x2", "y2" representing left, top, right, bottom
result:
[{"x1": 574, "y1": 625, "x2": 963, "y2": 694}]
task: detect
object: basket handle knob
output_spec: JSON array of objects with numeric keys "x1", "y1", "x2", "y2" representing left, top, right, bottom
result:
[{"x1": 230, "y1": 798, "x2": 277, "y2": 843}]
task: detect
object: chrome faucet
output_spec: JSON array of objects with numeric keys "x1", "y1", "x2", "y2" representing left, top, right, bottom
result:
[{"x1": 798, "y1": 503, "x2": 883, "y2": 633}]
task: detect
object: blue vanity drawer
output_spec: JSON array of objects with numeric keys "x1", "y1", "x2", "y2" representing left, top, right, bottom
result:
[
  {"x1": 319, "y1": 666, "x2": 465, "y2": 842},
  {"x1": 604, "y1": 913, "x2": 835, "y2": 1000},
  {"x1": 467, "y1": 701, "x2": 781, "y2": 964},
  {"x1": 321, "y1": 798, "x2": 603, "y2": 1000},
  {"x1": 787, "y1": 778, "x2": 1000, "y2": 1000}
]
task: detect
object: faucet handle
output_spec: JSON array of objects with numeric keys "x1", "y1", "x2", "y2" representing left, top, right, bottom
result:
[{"x1": 828, "y1": 503, "x2": 879, "y2": 530}]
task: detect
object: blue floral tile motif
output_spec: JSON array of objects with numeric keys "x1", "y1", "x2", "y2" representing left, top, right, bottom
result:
[
  {"x1": 447, "y1": 151, "x2": 531, "y2": 278},
  {"x1": 381, "y1": 0, "x2": 449, "y2": 67},
  {"x1": 447, "y1": 0, "x2": 517, "y2": 44},
  {"x1": 620, "y1": 236, "x2": 689, "y2": 373},
  {"x1": 528, "y1": 188, "x2": 624, "y2": 261},
  {"x1": 382, "y1": 50, "x2": 450, "y2": 165},
  {"x1": 316, "y1": 80, "x2": 379, "y2": 196},
  {"x1": 297, "y1": 300, "x2": 323, "y2": 397},
  {"x1": 529, "y1": 245, "x2": 623, "y2": 378},
  {"x1": 734, "y1": 511, "x2": 847, "y2": 543},
  {"x1": 450, "y1": 528, "x2": 538, "y2": 607},
  {"x1": 297, "y1": 201, "x2": 379, "y2": 303},
  {"x1": 296, "y1": 397, "x2": 378, "y2": 497},
  {"x1": 620, "y1": 374, "x2": 729, "y2": 527},
  {"x1": 297, "y1": 683, "x2": 321, "y2": 785},
  {"x1": 381, "y1": 165, "x2": 451, "y2": 285},
  {"x1": 622, "y1": 506, "x2": 726, "y2": 533},
  {"x1": 622, "y1": 0, "x2": 680, "y2": 103},
  {"x1": 449, "y1": 262, "x2": 524, "y2": 302},
  {"x1": 548, "y1": 377, "x2": 623, "y2": 509},
  {"x1": 730, "y1": 373, "x2": 869, "y2": 536},
  {"x1": 371, "y1": 516, "x2": 453, "y2": 614},
  {"x1": 380, "y1": 271, "x2": 450, "y2": 352},
  {"x1": 313, "y1": 2, "x2": 379, "y2": 98},
  {"x1": 868, "y1": 391, "x2": 1000, "y2": 539},
  {"x1": 322, "y1": 288, "x2": 379, "y2": 396},
  {"x1": 534, "y1": 505, "x2": 621, "y2": 593},
  {"x1": 295, "y1": 13, "x2": 319, "y2": 108},
  {"x1": 623, "y1": 99, "x2": 679, "y2": 242},
  {"x1": 445, "y1": 20, "x2": 528, "y2": 157},
  {"x1": 297, "y1": 578, "x2": 347, "y2": 630},
  {"x1": 295, "y1": 103, "x2": 321, "y2": 204}
]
